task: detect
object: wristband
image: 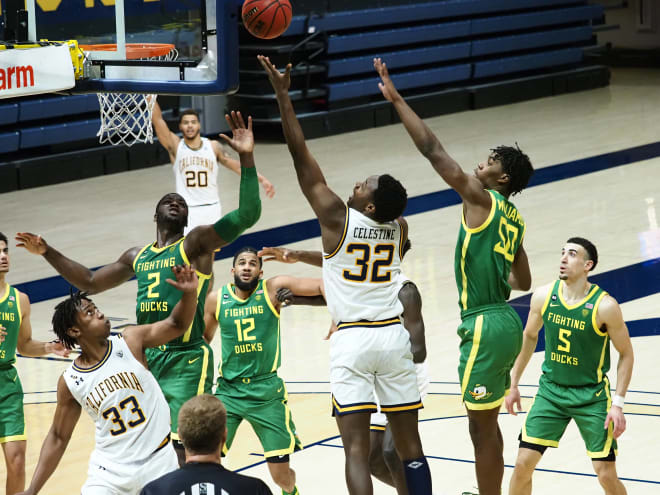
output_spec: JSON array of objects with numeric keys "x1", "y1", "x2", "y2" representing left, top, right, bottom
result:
[{"x1": 612, "y1": 395, "x2": 625, "y2": 408}]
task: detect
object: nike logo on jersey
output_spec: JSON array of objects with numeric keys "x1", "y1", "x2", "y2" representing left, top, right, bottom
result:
[
  {"x1": 549, "y1": 303, "x2": 560, "y2": 307},
  {"x1": 188, "y1": 357, "x2": 200, "y2": 364}
]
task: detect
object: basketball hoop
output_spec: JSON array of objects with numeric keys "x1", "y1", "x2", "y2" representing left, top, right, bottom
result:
[{"x1": 81, "y1": 43, "x2": 178, "y2": 147}]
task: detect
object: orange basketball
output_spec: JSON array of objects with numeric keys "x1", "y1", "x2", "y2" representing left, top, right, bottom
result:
[{"x1": 242, "y1": 0, "x2": 292, "y2": 39}]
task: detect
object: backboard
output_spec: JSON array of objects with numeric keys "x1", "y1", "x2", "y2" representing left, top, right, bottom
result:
[{"x1": 1, "y1": 0, "x2": 241, "y2": 94}]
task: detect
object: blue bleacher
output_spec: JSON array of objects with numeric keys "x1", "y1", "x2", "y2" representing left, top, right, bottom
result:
[
  {"x1": 20, "y1": 118, "x2": 101, "y2": 149},
  {"x1": 0, "y1": 102, "x2": 19, "y2": 126},
  {"x1": 19, "y1": 94, "x2": 99, "y2": 122},
  {"x1": 326, "y1": 64, "x2": 472, "y2": 101},
  {"x1": 0, "y1": 132, "x2": 20, "y2": 154}
]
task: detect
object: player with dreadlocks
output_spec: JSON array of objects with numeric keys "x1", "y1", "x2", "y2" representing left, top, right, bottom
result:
[
  {"x1": 375, "y1": 58, "x2": 534, "y2": 495},
  {"x1": 22, "y1": 265, "x2": 199, "y2": 495}
]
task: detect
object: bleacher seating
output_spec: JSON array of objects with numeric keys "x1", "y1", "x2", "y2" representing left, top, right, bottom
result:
[
  {"x1": 231, "y1": 0, "x2": 609, "y2": 138},
  {"x1": 0, "y1": 0, "x2": 611, "y2": 190}
]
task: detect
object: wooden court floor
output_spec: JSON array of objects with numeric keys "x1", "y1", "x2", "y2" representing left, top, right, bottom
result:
[{"x1": 2, "y1": 67, "x2": 659, "y2": 494}]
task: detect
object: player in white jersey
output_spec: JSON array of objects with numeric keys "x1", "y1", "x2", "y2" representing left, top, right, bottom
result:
[
  {"x1": 260, "y1": 53, "x2": 432, "y2": 494},
  {"x1": 261, "y1": 246, "x2": 429, "y2": 495},
  {"x1": 18, "y1": 265, "x2": 199, "y2": 495},
  {"x1": 152, "y1": 101, "x2": 275, "y2": 233}
]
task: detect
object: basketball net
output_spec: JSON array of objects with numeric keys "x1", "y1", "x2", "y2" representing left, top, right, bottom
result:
[{"x1": 86, "y1": 44, "x2": 178, "y2": 147}]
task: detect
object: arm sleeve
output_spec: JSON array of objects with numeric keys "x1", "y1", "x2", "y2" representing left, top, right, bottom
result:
[{"x1": 213, "y1": 166, "x2": 262, "y2": 243}]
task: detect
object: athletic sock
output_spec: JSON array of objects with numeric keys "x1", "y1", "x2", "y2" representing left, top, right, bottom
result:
[{"x1": 403, "y1": 456, "x2": 432, "y2": 494}]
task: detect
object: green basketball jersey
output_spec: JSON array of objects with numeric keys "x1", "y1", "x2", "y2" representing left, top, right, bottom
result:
[
  {"x1": 133, "y1": 238, "x2": 211, "y2": 348},
  {"x1": 454, "y1": 190, "x2": 526, "y2": 315},
  {"x1": 215, "y1": 279, "x2": 281, "y2": 380},
  {"x1": 0, "y1": 284, "x2": 21, "y2": 367},
  {"x1": 541, "y1": 280, "x2": 609, "y2": 387}
]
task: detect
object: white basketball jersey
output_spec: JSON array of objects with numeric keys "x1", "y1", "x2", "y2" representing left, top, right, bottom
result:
[
  {"x1": 323, "y1": 207, "x2": 404, "y2": 324},
  {"x1": 63, "y1": 336, "x2": 171, "y2": 465},
  {"x1": 173, "y1": 137, "x2": 219, "y2": 207}
]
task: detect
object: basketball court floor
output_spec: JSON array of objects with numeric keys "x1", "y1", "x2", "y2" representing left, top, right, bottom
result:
[{"x1": 2, "y1": 67, "x2": 659, "y2": 494}]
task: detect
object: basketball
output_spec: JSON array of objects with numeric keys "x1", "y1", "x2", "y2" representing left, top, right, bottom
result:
[{"x1": 242, "y1": 0, "x2": 292, "y2": 39}]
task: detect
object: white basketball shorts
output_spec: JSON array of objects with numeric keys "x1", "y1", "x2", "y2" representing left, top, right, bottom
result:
[
  {"x1": 81, "y1": 442, "x2": 178, "y2": 494},
  {"x1": 329, "y1": 322, "x2": 422, "y2": 416},
  {"x1": 184, "y1": 201, "x2": 222, "y2": 235},
  {"x1": 371, "y1": 360, "x2": 430, "y2": 429}
]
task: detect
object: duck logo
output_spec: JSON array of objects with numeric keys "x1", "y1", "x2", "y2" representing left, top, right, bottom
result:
[{"x1": 469, "y1": 385, "x2": 492, "y2": 401}]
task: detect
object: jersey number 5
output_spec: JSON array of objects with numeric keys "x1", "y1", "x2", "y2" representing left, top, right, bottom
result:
[
  {"x1": 102, "y1": 396, "x2": 146, "y2": 436},
  {"x1": 493, "y1": 217, "x2": 519, "y2": 262},
  {"x1": 342, "y1": 243, "x2": 395, "y2": 283}
]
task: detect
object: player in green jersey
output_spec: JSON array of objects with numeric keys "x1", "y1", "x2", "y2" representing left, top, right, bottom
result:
[
  {"x1": 375, "y1": 58, "x2": 534, "y2": 495},
  {"x1": 506, "y1": 238, "x2": 633, "y2": 495},
  {"x1": 203, "y1": 246, "x2": 323, "y2": 495},
  {"x1": 14, "y1": 111, "x2": 262, "y2": 466},
  {"x1": 0, "y1": 232, "x2": 69, "y2": 495}
]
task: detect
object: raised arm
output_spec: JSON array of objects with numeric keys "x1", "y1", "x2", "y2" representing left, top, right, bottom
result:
[
  {"x1": 152, "y1": 99, "x2": 180, "y2": 161},
  {"x1": 599, "y1": 296, "x2": 634, "y2": 439},
  {"x1": 203, "y1": 289, "x2": 219, "y2": 344},
  {"x1": 21, "y1": 375, "x2": 81, "y2": 495},
  {"x1": 257, "y1": 55, "x2": 345, "y2": 242},
  {"x1": 373, "y1": 58, "x2": 490, "y2": 208},
  {"x1": 398, "y1": 282, "x2": 426, "y2": 363},
  {"x1": 15, "y1": 233, "x2": 137, "y2": 295},
  {"x1": 508, "y1": 243, "x2": 532, "y2": 291},
  {"x1": 505, "y1": 285, "x2": 548, "y2": 415},
  {"x1": 258, "y1": 246, "x2": 323, "y2": 267},
  {"x1": 123, "y1": 265, "x2": 199, "y2": 362},
  {"x1": 16, "y1": 291, "x2": 69, "y2": 358},
  {"x1": 184, "y1": 111, "x2": 262, "y2": 258},
  {"x1": 212, "y1": 140, "x2": 275, "y2": 199}
]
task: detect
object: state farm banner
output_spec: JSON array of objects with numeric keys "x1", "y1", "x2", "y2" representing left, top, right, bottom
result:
[{"x1": 0, "y1": 44, "x2": 75, "y2": 99}]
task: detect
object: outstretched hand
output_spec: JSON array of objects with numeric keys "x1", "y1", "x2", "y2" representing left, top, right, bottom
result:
[
  {"x1": 46, "y1": 341, "x2": 71, "y2": 358},
  {"x1": 220, "y1": 111, "x2": 254, "y2": 155},
  {"x1": 258, "y1": 246, "x2": 298, "y2": 264},
  {"x1": 15, "y1": 232, "x2": 48, "y2": 255},
  {"x1": 373, "y1": 57, "x2": 400, "y2": 103},
  {"x1": 257, "y1": 55, "x2": 291, "y2": 93},
  {"x1": 165, "y1": 265, "x2": 199, "y2": 294}
]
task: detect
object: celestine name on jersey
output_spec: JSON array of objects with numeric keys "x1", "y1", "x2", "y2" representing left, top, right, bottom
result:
[
  {"x1": 496, "y1": 197, "x2": 523, "y2": 224},
  {"x1": 352, "y1": 226, "x2": 396, "y2": 241},
  {"x1": 83, "y1": 372, "x2": 145, "y2": 414},
  {"x1": 177, "y1": 155, "x2": 215, "y2": 172},
  {"x1": 546, "y1": 312, "x2": 587, "y2": 331},
  {"x1": 224, "y1": 305, "x2": 264, "y2": 318},
  {"x1": 134, "y1": 257, "x2": 177, "y2": 273},
  {"x1": 0, "y1": 311, "x2": 15, "y2": 321}
]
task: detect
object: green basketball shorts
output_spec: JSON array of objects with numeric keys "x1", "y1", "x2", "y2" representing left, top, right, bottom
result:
[
  {"x1": 457, "y1": 303, "x2": 523, "y2": 410},
  {"x1": 522, "y1": 375, "x2": 617, "y2": 458},
  {"x1": 215, "y1": 373, "x2": 302, "y2": 459},
  {"x1": 146, "y1": 341, "x2": 214, "y2": 438},
  {"x1": 0, "y1": 366, "x2": 26, "y2": 443}
]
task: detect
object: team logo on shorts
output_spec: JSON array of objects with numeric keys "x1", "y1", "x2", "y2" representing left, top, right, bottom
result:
[{"x1": 469, "y1": 385, "x2": 492, "y2": 401}]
